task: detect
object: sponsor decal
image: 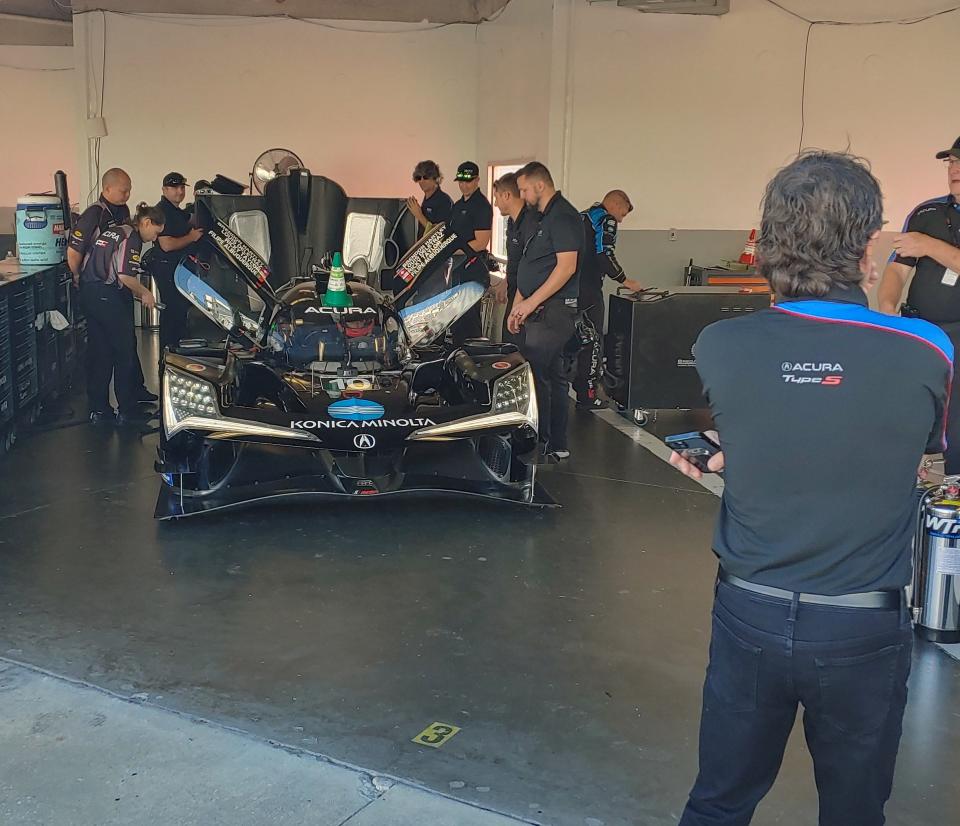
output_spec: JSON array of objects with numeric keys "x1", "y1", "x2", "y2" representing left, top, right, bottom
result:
[
  {"x1": 329, "y1": 398, "x2": 385, "y2": 421},
  {"x1": 73, "y1": 230, "x2": 84, "y2": 239},
  {"x1": 94, "y1": 238, "x2": 110, "y2": 247},
  {"x1": 492, "y1": 361, "x2": 512, "y2": 370},
  {"x1": 781, "y1": 362, "x2": 844, "y2": 386},
  {"x1": 290, "y1": 417, "x2": 435, "y2": 431},
  {"x1": 349, "y1": 379, "x2": 372, "y2": 391},
  {"x1": 209, "y1": 221, "x2": 272, "y2": 287},
  {"x1": 926, "y1": 514, "x2": 960, "y2": 537},
  {"x1": 185, "y1": 363, "x2": 206, "y2": 373},
  {"x1": 396, "y1": 227, "x2": 460, "y2": 284},
  {"x1": 354, "y1": 434, "x2": 376, "y2": 449}
]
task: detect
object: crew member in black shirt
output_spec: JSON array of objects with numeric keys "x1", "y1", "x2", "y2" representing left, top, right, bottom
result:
[
  {"x1": 405, "y1": 160, "x2": 453, "y2": 236},
  {"x1": 447, "y1": 161, "x2": 493, "y2": 343},
  {"x1": 78, "y1": 203, "x2": 162, "y2": 425},
  {"x1": 511, "y1": 161, "x2": 581, "y2": 462},
  {"x1": 152, "y1": 172, "x2": 204, "y2": 354},
  {"x1": 879, "y1": 134, "x2": 960, "y2": 474},
  {"x1": 670, "y1": 152, "x2": 951, "y2": 826},
  {"x1": 67, "y1": 167, "x2": 154, "y2": 404},
  {"x1": 492, "y1": 171, "x2": 537, "y2": 344},
  {"x1": 576, "y1": 191, "x2": 643, "y2": 409}
]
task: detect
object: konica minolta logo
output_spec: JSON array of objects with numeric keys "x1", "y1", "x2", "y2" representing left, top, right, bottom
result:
[
  {"x1": 290, "y1": 418, "x2": 435, "y2": 430},
  {"x1": 781, "y1": 362, "x2": 844, "y2": 386}
]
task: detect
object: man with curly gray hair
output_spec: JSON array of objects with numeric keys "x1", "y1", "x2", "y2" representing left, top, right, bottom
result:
[{"x1": 669, "y1": 151, "x2": 952, "y2": 825}]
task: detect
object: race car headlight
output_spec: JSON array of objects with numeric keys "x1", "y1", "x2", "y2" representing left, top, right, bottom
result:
[
  {"x1": 408, "y1": 363, "x2": 538, "y2": 440},
  {"x1": 163, "y1": 368, "x2": 318, "y2": 442},
  {"x1": 167, "y1": 371, "x2": 220, "y2": 422}
]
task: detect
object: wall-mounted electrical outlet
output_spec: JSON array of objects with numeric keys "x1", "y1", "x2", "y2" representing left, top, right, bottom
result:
[{"x1": 669, "y1": 229, "x2": 678, "y2": 241}]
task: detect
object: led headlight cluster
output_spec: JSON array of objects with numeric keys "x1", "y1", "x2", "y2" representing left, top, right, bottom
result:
[
  {"x1": 168, "y1": 373, "x2": 219, "y2": 419},
  {"x1": 408, "y1": 364, "x2": 538, "y2": 440},
  {"x1": 162, "y1": 368, "x2": 318, "y2": 443},
  {"x1": 493, "y1": 370, "x2": 531, "y2": 414}
]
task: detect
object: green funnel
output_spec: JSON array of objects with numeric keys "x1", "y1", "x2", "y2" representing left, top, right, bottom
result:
[{"x1": 323, "y1": 252, "x2": 353, "y2": 308}]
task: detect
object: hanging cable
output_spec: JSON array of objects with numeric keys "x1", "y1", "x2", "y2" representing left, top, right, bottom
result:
[{"x1": 761, "y1": 1, "x2": 960, "y2": 153}]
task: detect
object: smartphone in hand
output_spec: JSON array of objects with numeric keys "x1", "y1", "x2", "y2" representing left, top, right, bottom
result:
[{"x1": 664, "y1": 432, "x2": 722, "y2": 473}]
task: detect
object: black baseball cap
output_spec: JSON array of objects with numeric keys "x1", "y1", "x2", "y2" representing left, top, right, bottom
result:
[
  {"x1": 455, "y1": 161, "x2": 480, "y2": 182},
  {"x1": 935, "y1": 136, "x2": 960, "y2": 160},
  {"x1": 162, "y1": 172, "x2": 188, "y2": 187}
]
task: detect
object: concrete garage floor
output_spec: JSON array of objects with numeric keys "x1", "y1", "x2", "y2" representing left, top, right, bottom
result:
[{"x1": 0, "y1": 336, "x2": 958, "y2": 825}]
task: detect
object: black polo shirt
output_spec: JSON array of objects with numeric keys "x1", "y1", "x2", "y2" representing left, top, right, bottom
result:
[
  {"x1": 505, "y1": 205, "x2": 537, "y2": 289},
  {"x1": 421, "y1": 187, "x2": 453, "y2": 227},
  {"x1": 68, "y1": 196, "x2": 130, "y2": 258},
  {"x1": 154, "y1": 196, "x2": 194, "y2": 264},
  {"x1": 695, "y1": 285, "x2": 952, "y2": 595},
  {"x1": 79, "y1": 225, "x2": 143, "y2": 288},
  {"x1": 517, "y1": 191, "x2": 581, "y2": 300},
  {"x1": 895, "y1": 195, "x2": 960, "y2": 323},
  {"x1": 448, "y1": 189, "x2": 493, "y2": 252}
]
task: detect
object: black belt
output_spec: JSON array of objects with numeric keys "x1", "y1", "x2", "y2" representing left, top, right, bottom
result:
[{"x1": 718, "y1": 569, "x2": 902, "y2": 609}]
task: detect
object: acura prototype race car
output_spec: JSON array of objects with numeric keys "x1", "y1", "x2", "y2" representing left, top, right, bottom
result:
[{"x1": 154, "y1": 192, "x2": 548, "y2": 519}]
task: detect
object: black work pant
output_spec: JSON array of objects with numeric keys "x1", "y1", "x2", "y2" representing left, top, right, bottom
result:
[
  {"x1": 80, "y1": 284, "x2": 139, "y2": 415},
  {"x1": 679, "y1": 580, "x2": 912, "y2": 826},
  {"x1": 936, "y1": 321, "x2": 960, "y2": 474},
  {"x1": 573, "y1": 287, "x2": 605, "y2": 403},
  {"x1": 501, "y1": 281, "x2": 518, "y2": 345},
  {"x1": 520, "y1": 299, "x2": 576, "y2": 451},
  {"x1": 152, "y1": 260, "x2": 190, "y2": 354}
]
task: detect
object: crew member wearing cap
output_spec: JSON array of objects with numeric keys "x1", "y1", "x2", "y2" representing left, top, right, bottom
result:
[
  {"x1": 405, "y1": 160, "x2": 453, "y2": 237},
  {"x1": 448, "y1": 161, "x2": 494, "y2": 343},
  {"x1": 879, "y1": 135, "x2": 960, "y2": 474},
  {"x1": 151, "y1": 172, "x2": 204, "y2": 354},
  {"x1": 67, "y1": 167, "x2": 155, "y2": 404}
]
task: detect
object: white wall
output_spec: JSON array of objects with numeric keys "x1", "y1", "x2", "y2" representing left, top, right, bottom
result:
[
  {"x1": 71, "y1": 12, "x2": 480, "y2": 208},
  {"x1": 41, "y1": 1, "x2": 960, "y2": 238},
  {"x1": 0, "y1": 46, "x2": 77, "y2": 229},
  {"x1": 476, "y1": 0, "x2": 554, "y2": 175},
  {"x1": 563, "y1": 0, "x2": 958, "y2": 230}
]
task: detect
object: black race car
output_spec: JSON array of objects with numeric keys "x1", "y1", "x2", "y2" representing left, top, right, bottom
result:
[{"x1": 155, "y1": 195, "x2": 549, "y2": 518}]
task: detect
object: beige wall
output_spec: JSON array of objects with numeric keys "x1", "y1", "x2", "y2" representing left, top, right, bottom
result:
[
  {"x1": 476, "y1": 0, "x2": 554, "y2": 175},
  {"x1": 0, "y1": 46, "x2": 77, "y2": 230},
  {"x1": 71, "y1": 12, "x2": 480, "y2": 207},
  {"x1": 10, "y1": 1, "x2": 958, "y2": 241},
  {"x1": 563, "y1": 0, "x2": 957, "y2": 231}
]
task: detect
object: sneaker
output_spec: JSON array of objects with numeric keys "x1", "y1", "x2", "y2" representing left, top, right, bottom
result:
[
  {"x1": 576, "y1": 397, "x2": 609, "y2": 411},
  {"x1": 89, "y1": 410, "x2": 117, "y2": 426},
  {"x1": 136, "y1": 389, "x2": 159, "y2": 404}
]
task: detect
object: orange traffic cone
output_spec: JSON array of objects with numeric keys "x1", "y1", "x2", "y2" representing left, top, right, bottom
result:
[{"x1": 739, "y1": 229, "x2": 757, "y2": 266}]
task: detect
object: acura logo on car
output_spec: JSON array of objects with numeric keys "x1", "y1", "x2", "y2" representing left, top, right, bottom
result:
[{"x1": 354, "y1": 434, "x2": 376, "y2": 450}]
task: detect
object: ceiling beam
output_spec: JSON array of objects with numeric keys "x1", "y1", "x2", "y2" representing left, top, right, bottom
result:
[{"x1": 71, "y1": 0, "x2": 511, "y2": 24}]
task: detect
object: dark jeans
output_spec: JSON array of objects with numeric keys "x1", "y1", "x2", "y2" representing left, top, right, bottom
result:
[
  {"x1": 520, "y1": 299, "x2": 576, "y2": 451},
  {"x1": 80, "y1": 284, "x2": 139, "y2": 414},
  {"x1": 936, "y1": 321, "x2": 960, "y2": 474},
  {"x1": 680, "y1": 580, "x2": 912, "y2": 826},
  {"x1": 152, "y1": 261, "x2": 190, "y2": 354},
  {"x1": 573, "y1": 288, "x2": 604, "y2": 403}
]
